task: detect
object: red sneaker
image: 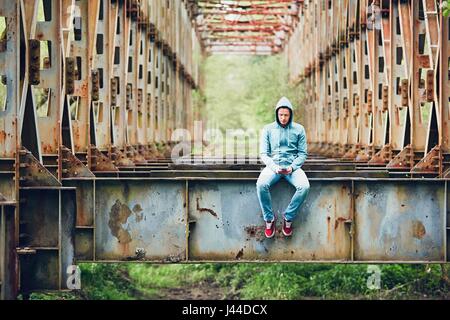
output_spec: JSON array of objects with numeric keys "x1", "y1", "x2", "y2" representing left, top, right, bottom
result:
[
  {"x1": 282, "y1": 219, "x2": 293, "y2": 237},
  {"x1": 265, "y1": 219, "x2": 276, "y2": 238}
]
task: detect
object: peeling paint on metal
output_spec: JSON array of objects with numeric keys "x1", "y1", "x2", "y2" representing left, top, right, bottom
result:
[
  {"x1": 133, "y1": 204, "x2": 144, "y2": 223},
  {"x1": 412, "y1": 220, "x2": 426, "y2": 239},
  {"x1": 108, "y1": 199, "x2": 133, "y2": 244}
]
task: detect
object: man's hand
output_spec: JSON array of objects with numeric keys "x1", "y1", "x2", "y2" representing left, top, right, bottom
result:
[{"x1": 277, "y1": 166, "x2": 293, "y2": 175}]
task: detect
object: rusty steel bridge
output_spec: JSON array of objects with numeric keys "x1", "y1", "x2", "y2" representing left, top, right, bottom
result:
[{"x1": 0, "y1": 0, "x2": 449, "y2": 299}]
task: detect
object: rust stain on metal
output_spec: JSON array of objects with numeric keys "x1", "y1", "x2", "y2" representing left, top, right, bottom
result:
[
  {"x1": 327, "y1": 216, "x2": 331, "y2": 242},
  {"x1": 35, "y1": 32, "x2": 45, "y2": 40},
  {"x1": 76, "y1": 186, "x2": 91, "y2": 226},
  {"x1": 235, "y1": 248, "x2": 244, "y2": 260},
  {"x1": 79, "y1": 82, "x2": 89, "y2": 97},
  {"x1": 412, "y1": 220, "x2": 426, "y2": 239},
  {"x1": 196, "y1": 197, "x2": 218, "y2": 218},
  {"x1": 119, "y1": 243, "x2": 131, "y2": 257},
  {"x1": 109, "y1": 199, "x2": 133, "y2": 244},
  {"x1": 42, "y1": 144, "x2": 52, "y2": 154},
  {"x1": 244, "y1": 225, "x2": 265, "y2": 242},
  {"x1": 133, "y1": 204, "x2": 144, "y2": 222},
  {"x1": 334, "y1": 217, "x2": 349, "y2": 230}
]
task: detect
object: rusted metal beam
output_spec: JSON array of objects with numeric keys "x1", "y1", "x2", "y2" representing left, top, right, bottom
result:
[
  {"x1": 0, "y1": 0, "x2": 204, "y2": 299},
  {"x1": 0, "y1": 0, "x2": 19, "y2": 300},
  {"x1": 77, "y1": 177, "x2": 446, "y2": 263},
  {"x1": 195, "y1": 0, "x2": 301, "y2": 54},
  {"x1": 289, "y1": 0, "x2": 449, "y2": 176}
]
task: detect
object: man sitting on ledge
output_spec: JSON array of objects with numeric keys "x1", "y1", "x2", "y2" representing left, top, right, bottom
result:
[{"x1": 256, "y1": 96, "x2": 310, "y2": 239}]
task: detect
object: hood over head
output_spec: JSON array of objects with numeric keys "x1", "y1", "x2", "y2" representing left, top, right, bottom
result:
[{"x1": 275, "y1": 97, "x2": 294, "y2": 127}]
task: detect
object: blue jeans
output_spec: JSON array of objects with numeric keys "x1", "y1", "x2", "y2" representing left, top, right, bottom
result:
[{"x1": 256, "y1": 166, "x2": 310, "y2": 222}]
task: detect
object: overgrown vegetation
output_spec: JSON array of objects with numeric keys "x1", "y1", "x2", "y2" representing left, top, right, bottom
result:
[
  {"x1": 203, "y1": 55, "x2": 300, "y2": 132},
  {"x1": 199, "y1": 54, "x2": 301, "y2": 157},
  {"x1": 442, "y1": 1, "x2": 450, "y2": 17},
  {"x1": 26, "y1": 263, "x2": 449, "y2": 300}
]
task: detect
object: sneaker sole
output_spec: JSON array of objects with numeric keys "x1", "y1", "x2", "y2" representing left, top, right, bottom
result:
[
  {"x1": 265, "y1": 231, "x2": 275, "y2": 239},
  {"x1": 265, "y1": 218, "x2": 276, "y2": 239},
  {"x1": 282, "y1": 230, "x2": 292, "y2": 237}
]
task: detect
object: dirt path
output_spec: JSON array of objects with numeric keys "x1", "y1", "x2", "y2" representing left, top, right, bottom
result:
[{"x1": 154, "y1": 282, "x2": 238, "y2": 300}]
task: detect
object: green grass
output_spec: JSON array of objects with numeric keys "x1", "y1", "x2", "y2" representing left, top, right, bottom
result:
[
  {"x1": 128, "y1": 264, "x2": 216, "y2": 297},
  {"x1": 213, "y1": 264, "x2": 449, "y2": 300},
  {"x1": 25, "y1": 263, "x2": 449, "y2": 300}
]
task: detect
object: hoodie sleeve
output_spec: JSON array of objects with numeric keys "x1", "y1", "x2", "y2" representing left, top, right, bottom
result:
[
  {"x1": 290, "y1": 127, "x2": 308, "y2": 171},
  {"x1": 260, "y1": 126, "x2": 280, "y2": 173}
]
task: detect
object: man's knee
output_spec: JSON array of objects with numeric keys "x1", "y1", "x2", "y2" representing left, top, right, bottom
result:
[
  {"x1": 256, "y1": 180, "x2": 270, "y2": 191},
  {"x1": 295, "y1": 182, "x2": 310, "y2": 193}
]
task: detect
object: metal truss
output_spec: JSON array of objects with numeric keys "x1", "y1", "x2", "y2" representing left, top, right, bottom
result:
[
  {"x1": 194, "y1": 0, "x2": 303, "y2": 54},
  {"x1": 288, "y1": 0, "x2": 449, "y2": 177},
  {"x1": 0, "y1": 0, "x2": 203, "y2": 299}
]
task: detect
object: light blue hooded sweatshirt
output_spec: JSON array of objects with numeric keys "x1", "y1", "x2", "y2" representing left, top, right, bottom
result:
[{"x1": 260, "y1": 97, "x2": 308, "y2": 173}]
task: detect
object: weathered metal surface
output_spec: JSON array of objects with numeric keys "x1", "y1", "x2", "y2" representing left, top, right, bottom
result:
[
  {"x1": 82, "y1": 177, "x2": 447, "y2": 263},
  {"x1": 18, "y1": 188, "x2": 76, "y2": 292},
  {"x1": 89, "y1": 146, "x2": 118, "y2": 172},
  {"x1": 0, "y1": 205, "x2": 18, "y2": 300},
  {"x1": 94, "y1": 180, "x2": 186, "y2": 261},
  {"x1": 195, "y1": 0, "x2": 300, "y2": 54},
  {"x1": 19, "y1": 189, "x2": 60, "y2": 248},
  {"x1": 64, "y1": 180, "x2": 94, "y2": 227},
  {"x1": 64, "y1": 180, "x2": 95, "y2": 261},
  {"x1": 354, "y1": 181, "x2": 446, "y2": 261},
  {"x1": 20, "y1": 250, "x2": 60, "y2": 292},
  {"x1": 60, "y1": 190, "x2": 76, "y2": 289},
  {"x1": 0, "y1": 207, "x2": 4, "y2": 297},
  {"x1": 19, "y1": 149, "x2": 60, "y2": 187},
  {"x1": 90, "y1": 169, "x2": 391, "y2": 179},
  {"x1": 0, "y1": 1, "x2": 19, "y2": 159},
  {"x1": 188, "y1": 180, "x2": 352, "y2": 261},
  {"x1": 75, "y1": 228, "x2": 94, "y2": 261},
  {"x1": 61, "y1": 146, "x2": 95, "y2": 179},
  {"x1": 0, "y1": 174, "x2": 16, "y2": 203},
  {"x1": 0, "y1": 2, "x2": 19, "y2": 297},
  {"x1": 289, "y1": 0, "x2": 450, "y2": 175}
]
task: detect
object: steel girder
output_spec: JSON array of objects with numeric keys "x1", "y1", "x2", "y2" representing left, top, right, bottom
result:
[
  {"x1": 194, "y1": 0, "x2": 303, "y2": 55},
  {"x1": 287, "y1": 0, "x2": 449, "y2": 176},
  {"x1": 0, "y1": 0, "x2": 204, "y2": 299},
  {"x1": 64, "y1": 176, "x2": 448, "y2": 264}
]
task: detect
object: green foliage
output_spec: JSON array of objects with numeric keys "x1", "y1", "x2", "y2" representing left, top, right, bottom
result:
[
  {"x1": 128, "y1": 264, "x2": 215, "y2": 292},
  {"x1": 25, "y1": 291, "x2": 81, "y2": 300},
  {"x1": 203, "y1": 55, "x2": 299, "y2": 132},
  {"x1": 189, "y1": 263, "x2": 449, "y2": 300},
  {"x1": 77, "y1": 263, "x2": 139, "y2": 300},
  {"x1": 296, "y1": 265, "x2": 370, "y2": 299},
  {"x1": 442, "y1": 1, "x2": 450, "y2": 17},
  {"x1": 237, "y1": 265, "x2": 308, "y2": 300},
  {"x1": 23, "y1": 263, "x2": 449, "y2": 300}
]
